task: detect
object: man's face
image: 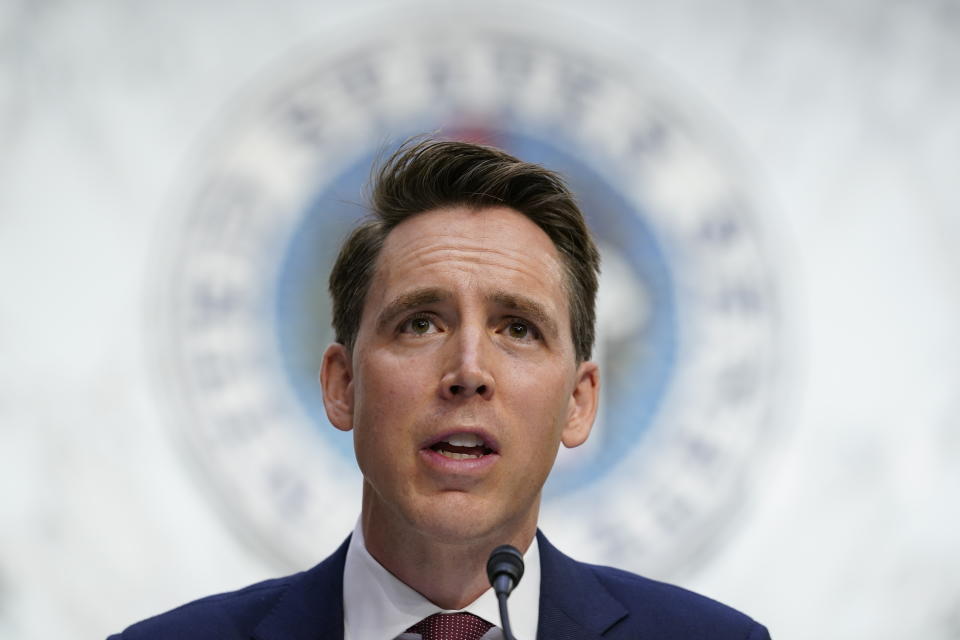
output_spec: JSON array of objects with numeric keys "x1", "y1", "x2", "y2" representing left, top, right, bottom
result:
[{"x1": 321, "y1": 206, "x2": 598, "y2": 545}]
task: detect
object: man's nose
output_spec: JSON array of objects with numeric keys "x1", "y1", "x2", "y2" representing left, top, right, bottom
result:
[{"x1": 439, "y1": 326, "x2": 495, "y2": 401}]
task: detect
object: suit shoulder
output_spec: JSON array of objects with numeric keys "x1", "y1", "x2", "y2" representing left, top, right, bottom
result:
[
  {"x1": 112, "y1": 572, "x2": 303, "y2": 640},
  {"x1": 586, "y1": 563, "x2": 768, "y2": 639}
]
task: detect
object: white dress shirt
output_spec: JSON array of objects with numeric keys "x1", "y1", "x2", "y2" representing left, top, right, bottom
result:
[{"x1": 343, "y1": 520, "x2": 540, "y2": 640}]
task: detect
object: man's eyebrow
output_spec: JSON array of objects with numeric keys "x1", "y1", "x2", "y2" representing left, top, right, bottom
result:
[
  {"x1": 488, "y1": 290, "x2": 559, "y2": 339},
  {"x1": 376, "y1": 287, "x2": 448, "y2": 332}
]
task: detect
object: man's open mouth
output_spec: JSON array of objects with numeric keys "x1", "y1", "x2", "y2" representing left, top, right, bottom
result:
[{"x1": 427, "y1": 433, "x2": 496, "y2": 460}]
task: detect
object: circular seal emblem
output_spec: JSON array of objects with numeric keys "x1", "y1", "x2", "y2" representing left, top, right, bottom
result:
[{"x1": 153, "y1": 22, "x2": 781, "y2": 577}]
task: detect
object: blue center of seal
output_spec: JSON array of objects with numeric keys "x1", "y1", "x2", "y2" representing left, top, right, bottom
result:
[{"x1": 274, "y1": 130, "x2": 676, "y2": 498}]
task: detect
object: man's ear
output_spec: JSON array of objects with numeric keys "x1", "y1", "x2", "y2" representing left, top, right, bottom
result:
[
  {"x1": 320, "y1": 343, "x2": 355, "y2": 431},
  {"x1": 561, "y1": 361, "x2": 600, "y2": 448}
]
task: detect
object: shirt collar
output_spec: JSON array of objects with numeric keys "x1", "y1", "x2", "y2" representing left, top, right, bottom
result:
[{"x1": 343, "y1": 519, "x2": 540, "y2": 640}]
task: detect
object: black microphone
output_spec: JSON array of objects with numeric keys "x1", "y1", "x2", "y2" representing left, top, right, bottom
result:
[{"x1": 486, "y1": 545, "x2": 524, "y2": 640}]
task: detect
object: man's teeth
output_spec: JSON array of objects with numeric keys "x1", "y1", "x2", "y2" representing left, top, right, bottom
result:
[
  {"x1": 438, "y1": 450, "x2": 482, "y2": 460},
  {"x1": 444, "y1": 433, "x2": 484, "y2": 447},
  {"x1": 430, "y1": 433, "x2": 490, "y2": 460}
]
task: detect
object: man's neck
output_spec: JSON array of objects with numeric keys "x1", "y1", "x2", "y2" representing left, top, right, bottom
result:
[{"x1": 360, "y1": 492, "x2": 537, "y2": 610}]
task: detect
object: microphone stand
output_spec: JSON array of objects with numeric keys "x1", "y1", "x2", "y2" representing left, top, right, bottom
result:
[
  {"x1": 496, "y1": 591, "x2": 516, "y2": 640},
  {"x1": 487, "y1": 545, "x2": 525, "y2": 640}
]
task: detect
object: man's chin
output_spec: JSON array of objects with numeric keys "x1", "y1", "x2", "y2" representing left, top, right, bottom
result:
[
  {"x1": 363, "y1": 482, "x2": 539, "y2": 548},
  {"x1": 407, "y1": 496, "x2": 536, "y2": 548}
]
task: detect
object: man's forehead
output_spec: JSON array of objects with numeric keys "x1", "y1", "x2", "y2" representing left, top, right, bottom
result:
[
  {"x1": 361, "y1": 206, "x2": 569, "y2": 323},
  {"x1": 374, "y1": 206, "x2": 564, "y2": 280}
]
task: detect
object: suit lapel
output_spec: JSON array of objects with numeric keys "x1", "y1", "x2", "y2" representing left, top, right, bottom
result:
[
  {"x1": 248, "y1": 530, "x2": 628, "y2": 640},
  {"x1": 536, "y1": 531, "x2": 628, "y2": 639},
  {"x1": 252, "y1": 536, "x2": 350, "y2": 640}
]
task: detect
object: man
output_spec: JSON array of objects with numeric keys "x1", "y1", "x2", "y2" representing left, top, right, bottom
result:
[{"x1": 110, "y1": 139, "x2": 771, "y2": 639}]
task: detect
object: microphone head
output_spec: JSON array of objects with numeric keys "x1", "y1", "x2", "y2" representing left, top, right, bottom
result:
[{"x1": 486, "y1": 544, "x2": 525, "y2": 596}]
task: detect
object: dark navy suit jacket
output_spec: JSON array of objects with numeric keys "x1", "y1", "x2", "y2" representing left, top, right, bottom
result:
[{"x1": 109, "y1": 531, "x2": 771, "y2": 639}]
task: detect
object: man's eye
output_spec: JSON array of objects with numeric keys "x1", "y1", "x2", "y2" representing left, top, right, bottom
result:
[
  {"x1": 508, "y1": 322, "x2": 528, "y2": 339},
  {"x1": 506, "y1": 320, "x2": 538, "y2": 341},
  {"x1": 404, "y1": 316, "x2": 436, "y2": 335}
]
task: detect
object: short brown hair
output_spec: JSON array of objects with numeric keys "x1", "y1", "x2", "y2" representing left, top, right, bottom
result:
[{"x1": 329, "y1": 138, "x2": 601, "y2": 361}]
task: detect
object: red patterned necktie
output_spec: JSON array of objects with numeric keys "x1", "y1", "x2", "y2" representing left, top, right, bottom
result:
[{"x1": 405, "y1": 612, "x2": 494, "y2": 640}]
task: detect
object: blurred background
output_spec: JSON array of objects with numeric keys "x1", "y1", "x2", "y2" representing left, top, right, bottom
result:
[{"x1": 2, "y1": 1, "x2": 959, "y2": 638}]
